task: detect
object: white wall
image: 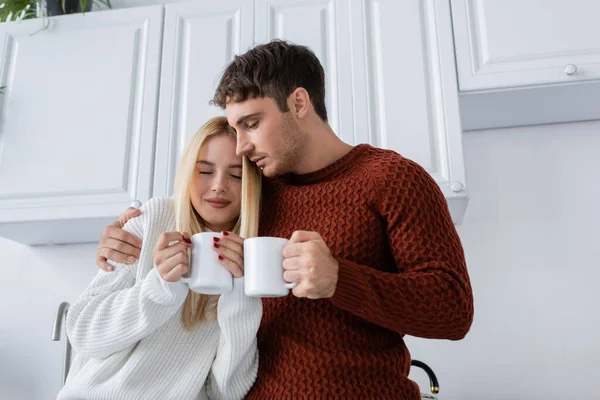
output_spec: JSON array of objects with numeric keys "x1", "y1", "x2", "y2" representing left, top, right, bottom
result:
[
  {"x1": 407, "y1": 120, "x2": 600, "y2": 400},
  {"x1": 1, "y1": 120, "x2": 599, "y2": 399}
]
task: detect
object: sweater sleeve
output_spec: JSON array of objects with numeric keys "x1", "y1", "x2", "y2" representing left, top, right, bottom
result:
[
  {"x1": 207, "y1": 277, "x2": 262, "y2": 400},
  {"x1": 66, "y1": 201, "x2": 189, "y2": 358},
  {"x1": 330, "y1": 159, "x2": 474, "y2": 340}
]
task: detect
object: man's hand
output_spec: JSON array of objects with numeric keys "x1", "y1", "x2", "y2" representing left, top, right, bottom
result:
[
  {"x1": 282, "y1": 231, "x2": 339, "y2": 299},
  {"x1": 96, "y1": 207, "x2": 143, "y2": 272}
]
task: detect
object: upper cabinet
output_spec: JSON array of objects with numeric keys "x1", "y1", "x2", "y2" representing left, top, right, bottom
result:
[
  {"x1": 254, "y1": 0, "x2": 356, "y2": 146},
  {"x1": 355, "y1": 0, "x2": 467, "y2": 218},
  {"x1": 0, "y1": 6, "x2": 163, "y2": 245},
  {"x1": 257, "y1": 0, "x2": 468, "y2": 221},
  {"x1": 153, "y1": 0, "x2": 254, "y2": 198},
  {"x1": 0, "y1": 0, "x2": 470, "y2": 246},
  {"x1": 451, "y1": 0, "x2": 600, "y2": 91}
]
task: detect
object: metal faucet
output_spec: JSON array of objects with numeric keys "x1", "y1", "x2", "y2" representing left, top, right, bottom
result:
[{"x1": 52, "y1": 302, "x2": 72, "y2": 387}]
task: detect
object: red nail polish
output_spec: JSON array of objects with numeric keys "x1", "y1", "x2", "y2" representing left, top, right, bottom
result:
[
  {"x1": 222, "y1": 231, "x2": 230, "y2": 236},
  {"x1": 218, "y1": 255, "x2": 224, "y2": 260},
  {"x1": 213, "y1": 243, "x2": 220, "y2": 248},
  {"x1": 213, "y1": 237, "x2": 220, "y2": 242},
  {"x1": 182, "y1": 237, "x2": 191, "y2": 244}
]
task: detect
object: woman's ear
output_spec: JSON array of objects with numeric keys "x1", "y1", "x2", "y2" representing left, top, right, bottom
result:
[{"x1": 288, "y1": 88, "x2": 310, "y2": 119}]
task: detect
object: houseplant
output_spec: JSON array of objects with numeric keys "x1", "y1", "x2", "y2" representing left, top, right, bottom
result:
[
  {"x1": 0, "y1": 0, "x2": 111, "y2": 22},
  {"x1": 0, "y1": 0, "x2": 35, "y2": 22}
]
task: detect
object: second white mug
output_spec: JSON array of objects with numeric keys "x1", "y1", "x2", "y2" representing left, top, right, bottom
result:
[{"x1": 244, "y1": 237, "x2": 296, "y2": 297}]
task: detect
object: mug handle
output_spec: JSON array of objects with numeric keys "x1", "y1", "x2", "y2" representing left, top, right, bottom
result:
[
  {"x1": 181, "y1": 247, "x2": 192, "y2": 279},
  {"x1": 285, "y1": 281, "x2": 297, "y2": 289}
]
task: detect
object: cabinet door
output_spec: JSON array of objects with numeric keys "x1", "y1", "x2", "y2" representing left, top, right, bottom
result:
[
  {"x1": 154, "y1": 0, "x2": 254, "y2": 197},
  {"x1": 255, "y1": 0, "x2": 357, "y2": 146},
  {"x1": 0, "y1": 6, "x2": 163, "y2": 245},
  {"x1": 352, "y1": 0, "x2": 467, "y2": 221},
  {"x1": 452, "y1": 0, "x2": 600, "y2": 91}
]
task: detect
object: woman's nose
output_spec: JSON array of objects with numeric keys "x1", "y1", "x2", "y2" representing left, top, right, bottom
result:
[{"x1": 211, "y1": 173, "x2": 227, "y2": 192}]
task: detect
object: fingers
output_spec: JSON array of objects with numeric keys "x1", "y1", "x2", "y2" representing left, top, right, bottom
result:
[
  {"x1": 217, "y1": 255, "x2": 244, "y2": 278},
  {"x1": 213, "y1": 235, "x2": 243, "y2": 260},
  {"x1": 154, "y1": 232, "x2": 192, "y2": 282},
  {"x1": 105, "y1": 238, "x2": 141, "y2": 259},
  {"x1": 97, "y1": 246, "x2": 137, "y2": 264},
  {"x1": 155, "y1": 246, "x2": 190, "y2": 282},
  {"x1": 155, "y1": 232, "x2": 189, "y2": 252},
  {"x1": 102, "y1": 224, "x2": 142, "y2": 249},
  {"x1": 154, "y1": 242, "x2": 190, "y2": 265},
  {"x1": 213, "y1": 232, "x2": 244, "y2": 278},
  {"x1": 96, "y1": 255, "x2": 114, "y2": 272},
  {"x1": 117, "y1": 209, "x2": 141, "y2": 229},
  {"x1": 161, "y1": 262, "x2": 189, "y2": 283},
  {"x1": 118, "y1": 207, "x2": 141, "y2": 225},
  {"x1": 282, "y1": 255, "x2": 301, "y2": 271},
  {"x1": 282, "y1": 242, "x2": 306, "y2": 258},
  {"x1": 220, "y1": 231, "x2": 244, "y2": 245},
  {"x1": 283, "y1": 269, "x2": 302, "y2": 283},
  {"x1": 289, "y1": 230, "x2": 322, "y2": 244}
]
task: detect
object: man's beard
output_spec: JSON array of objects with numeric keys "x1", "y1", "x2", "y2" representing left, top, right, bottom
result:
[{"x1": 273, "y1": 113, "x2": 308, "y2": 175}]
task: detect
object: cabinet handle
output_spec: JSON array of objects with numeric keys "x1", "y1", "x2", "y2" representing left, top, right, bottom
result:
[
  {"x1": 130, "y1": 200, "x2": 142, "y2": 209},
  {"x1": 450, "y1": 182, "x2": 464, "y2": 193},
  {"x1": 564, "y1": 64, "x2": 578, "y2": 76}
]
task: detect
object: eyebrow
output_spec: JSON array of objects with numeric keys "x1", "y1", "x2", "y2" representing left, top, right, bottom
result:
[
  {"x1": 197, "y1": 160, "x2": 242, "y2": 169},
  {"x1": 235, "y1": 112, "x2": 263, "y2": 126}
]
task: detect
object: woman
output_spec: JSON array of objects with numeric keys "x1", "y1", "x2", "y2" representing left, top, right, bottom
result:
[{"x1": 58, "y1": 117, "x2": 262, "y2": 400}]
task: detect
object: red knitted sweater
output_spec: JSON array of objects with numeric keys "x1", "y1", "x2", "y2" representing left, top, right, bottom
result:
[{"x1": 247, "y1": 144, "x2": 474, "y2": 399}]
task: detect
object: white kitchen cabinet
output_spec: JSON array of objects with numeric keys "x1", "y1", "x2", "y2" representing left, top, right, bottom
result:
[
  {"x1": 354, "y1": 0, "x2": 467, "y2": 220},
  {"x1": 0, "y1": 0, "x2": 470, "y2": 247},
  {"x1": 452, "y1": 0, "x2": 600, "y2": 91},
  {"x1": 257, "y1": 0, "x2": 468, "y2": 222},
  {"x1": 0, "y1": 5, "x2": 163, "y2": 245},
  {"x1": 153, "y1": 0, "x2": 254, "y2": 198},
  {"x1": 255, "y1": 0, "x2": 356, "y2": 146}
]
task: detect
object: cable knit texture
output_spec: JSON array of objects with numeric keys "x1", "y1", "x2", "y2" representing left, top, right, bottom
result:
[
  {"x1": 247, "y1": 144, "x2": 474, "y2": 399},
  {"x1": 58, "y1": 197, "x2": 262, "y2": 400}
]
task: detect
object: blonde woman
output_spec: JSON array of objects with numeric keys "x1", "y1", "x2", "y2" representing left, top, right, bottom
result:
[{"x1": 58, "y1": 117, "x2": 262, "y2": 400}]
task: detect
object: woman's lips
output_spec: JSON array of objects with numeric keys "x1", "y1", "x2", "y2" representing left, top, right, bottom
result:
[{"x1": 205, "y1": 199, "x2": 231, "y2": 209}]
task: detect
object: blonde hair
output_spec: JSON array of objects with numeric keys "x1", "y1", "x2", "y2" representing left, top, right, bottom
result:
[{"x1": 172, "y1": 116, "x2": 261, "y2": 331}]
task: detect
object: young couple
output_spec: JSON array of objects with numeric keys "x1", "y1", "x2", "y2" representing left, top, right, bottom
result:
[{"x1": 59, "y1": 40, "x2": 474, "y2": 399}]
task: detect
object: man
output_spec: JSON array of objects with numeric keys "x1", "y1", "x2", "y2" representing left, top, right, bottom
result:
[{"x1": 96, "y1": 40, "x2": 474, "y2": 399}]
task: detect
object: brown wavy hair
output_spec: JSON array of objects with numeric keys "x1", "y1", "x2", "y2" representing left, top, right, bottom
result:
[{"x1": 211, "y1": 39, "x2": 328, "y2": 122}]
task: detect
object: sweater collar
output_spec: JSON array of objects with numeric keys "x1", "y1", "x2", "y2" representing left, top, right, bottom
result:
[{"x1": 273, "y1": 144, "x2": 371, "y2": 185}]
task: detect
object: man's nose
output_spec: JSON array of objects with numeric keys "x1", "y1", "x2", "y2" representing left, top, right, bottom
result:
[{"x1": 236, "y1": 132, "x2": 253, "y2": 156}]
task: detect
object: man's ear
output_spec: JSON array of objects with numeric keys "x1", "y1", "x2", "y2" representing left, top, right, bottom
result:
[{"x1": 288, "y1": 88, "x2": 310, "y2": 119}]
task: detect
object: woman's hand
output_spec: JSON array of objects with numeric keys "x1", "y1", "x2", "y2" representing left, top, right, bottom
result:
[
  {"x1": 153, "y1": 232, "x2": 193, "y2": 282},
  {"x1": 212, "y1": 231, "x2": 245, "y2": 278}
]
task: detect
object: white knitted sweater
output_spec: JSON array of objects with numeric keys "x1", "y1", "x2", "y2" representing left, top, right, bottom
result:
[{"x1": 57, "y1": 197, "x2": 262, "y2": 400}]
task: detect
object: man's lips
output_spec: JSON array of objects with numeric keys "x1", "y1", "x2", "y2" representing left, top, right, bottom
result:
[
  {"x1": 251, "y1": 157, "x2": 265, "y2": 167},
  {"x1": 205, "y1": 198, "x2": 231, "y2": 209}
]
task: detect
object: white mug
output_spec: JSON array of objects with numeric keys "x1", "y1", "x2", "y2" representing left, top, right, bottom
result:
[
  {"x1": 181, "y1": 232, "x2": 232, "y2": 295},
  {"x1": 244, "y1": 237, "x2": 296, "y2": 297}
]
